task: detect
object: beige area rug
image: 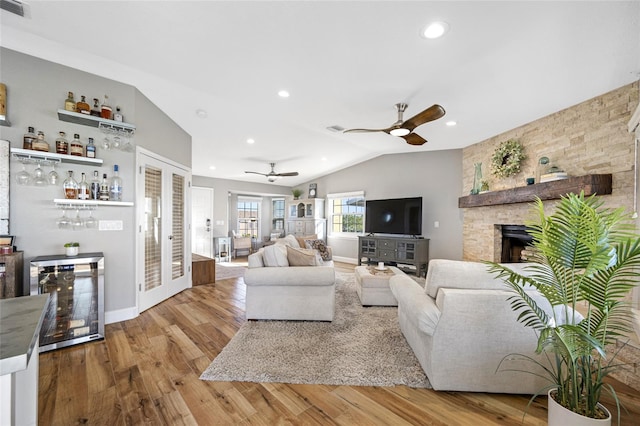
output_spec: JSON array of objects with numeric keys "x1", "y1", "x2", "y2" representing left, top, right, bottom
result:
[
  {"x1": 215, "y1": 260, "x2": 247, "y2": 281},
  {"x1": 200, "y1": 271, "x2": 430, "y2": 388}
]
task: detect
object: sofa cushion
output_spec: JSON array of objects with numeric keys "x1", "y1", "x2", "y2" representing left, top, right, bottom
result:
[
  {"x1": 262, "y1": 244, "x2": 289, "y2": 267},
  {"x1": 286, "y1": 246, "x2": 322, "y2": 266},
  {"x1": 304, "y1": 239, "x2": 331, "y2": 261}
]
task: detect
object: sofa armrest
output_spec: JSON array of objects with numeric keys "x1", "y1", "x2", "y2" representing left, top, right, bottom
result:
[{"x1": 390, "y1": 275, "x2": 441, "y2": 336}]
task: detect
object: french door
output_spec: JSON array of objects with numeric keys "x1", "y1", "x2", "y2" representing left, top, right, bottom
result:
[{"x1": 137, "y1": 149, "x2": 191, "y2": 312}]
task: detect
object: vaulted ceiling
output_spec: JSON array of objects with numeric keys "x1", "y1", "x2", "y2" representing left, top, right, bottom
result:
[{"x1": 2, "y1": 1, "x2": 639, "y2": 186}]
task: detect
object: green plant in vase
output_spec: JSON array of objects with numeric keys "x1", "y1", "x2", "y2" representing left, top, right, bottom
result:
[
  {"x1": 487, "y1": 192, "x2": 640, "y2": 425},
  {"x1": 292, "y1": 188, "x2": 303, "y2": 200}
]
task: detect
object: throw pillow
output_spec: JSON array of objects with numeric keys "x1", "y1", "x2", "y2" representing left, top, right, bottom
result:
[
  {"x1": 262, "y1": 244, "x2": 289, "y2": 267},
  {"x1": 304, "y1": 239, "x2": 331, "y2": 261},
  {"x1": 295, "y1": 234, "x2": 317, "y2": 248},
  {"x1": 276, "y1": 234, "x2": 301, "y2": 248},
  {"x1": 286, "y1": 246, "x2": 320, "y2": 266}
]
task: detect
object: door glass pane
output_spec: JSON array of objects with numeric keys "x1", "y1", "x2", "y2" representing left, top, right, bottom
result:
[
  {"x1": 171, "y1": 173, "x2": 185, "y2": 279},
  {"x1": 144, "y1": 166, "x2": 162, "y2": 291}
]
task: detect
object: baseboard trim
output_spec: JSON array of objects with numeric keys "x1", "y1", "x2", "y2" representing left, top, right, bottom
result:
[{"x1": 105, "y1": 307, "x2": 138, "y2": 324}]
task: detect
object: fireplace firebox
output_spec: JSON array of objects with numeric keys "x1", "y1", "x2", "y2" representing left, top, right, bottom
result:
[{"x1": 500, "y1": 225, "x2": 532, "y2": 263}]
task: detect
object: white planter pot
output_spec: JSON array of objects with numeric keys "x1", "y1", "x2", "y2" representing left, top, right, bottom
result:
[
  {"x1": 65, "y1": 246, "x2": 79, "y2": 256},
  {"x1": 548, "y1": 389, "x2": 611, "y2": 426}
]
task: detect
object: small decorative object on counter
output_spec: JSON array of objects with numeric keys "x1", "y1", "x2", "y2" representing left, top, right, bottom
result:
[
  {"x1": 69, "y1": 133, "x2": 83, "y2": 156},
  {"x1": 90, "y1": 98, "x2": 101, "y2": 117},
  {"x1": 471, "y1": 162, "x2": 483, "y2": 194},
  {"x1": 63, "y1": 170, "x2": 78, "y2": 199},
  {"x1": 480, "y1": 180, "x2": 490, "y2": 193},
  {"x1": 114, "y1": 106, "x2": 123, "y2": 122},
  {"x1": 55, "y1": 131, "x2": 69, "y2": 154},
  {"x1": 100, "y1": 95, "x2": 112, "y2": 120},
  {"x1": 31, "y1": 130, "x2": 49, "y2": 152},
  {"x1": 76, "y1": 95, "x2": 90, "y2": 115},
  {"x1": 86, "y1": 137, "x2": 96, "y2": 158},
  {"x1": 109, "y1": 164, "x2": 122, "y2": 201},
  {"x1": 23, "y1": 126, "x2": 36, "y2": 150},
  {"x1": 99, "y1": 173, "x2": 109, "y2": 201},
  {"x1": 64, "y1": 242, "x2": 79, "y2": 257},
  {"x1": 64, "y1": 91, "x2": 77, "y2": 112}
]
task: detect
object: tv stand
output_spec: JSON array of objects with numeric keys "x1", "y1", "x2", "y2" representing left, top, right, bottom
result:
[{"x1": 358, "y1": 235, "x2": 429, "y2": 277}]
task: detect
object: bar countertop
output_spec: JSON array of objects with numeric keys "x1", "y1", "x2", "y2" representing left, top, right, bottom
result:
[{"x1": 0, "y1": 294, "x2": 49, "y2": 375}]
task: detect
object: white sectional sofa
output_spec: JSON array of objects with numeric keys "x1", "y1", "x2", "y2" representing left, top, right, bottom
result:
[
  {"x1": 389, "y1": 259, "x2": 555, "y2": 394},
  {"x1": 244, "y1": 234, "x2": 335, "y2": 321}
]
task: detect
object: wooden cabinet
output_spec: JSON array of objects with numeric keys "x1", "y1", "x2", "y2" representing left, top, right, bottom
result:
[
  {"x1": 0, "y1": 251, "x2": 24, "y2": 298},
  {"x1": 358, "y1": 236, "x2": 429, "y2": 276},
  {"x1": 286, "y1": 198, "x2": 326, "y2": 240}
]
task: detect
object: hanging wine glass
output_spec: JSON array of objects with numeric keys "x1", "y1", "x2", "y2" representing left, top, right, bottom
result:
[
  {"x1": 84, "y1": 209, "x2": 98, "y2": 229},
  {"x1": 48, "y1": 162, "x2": 60, "y2": 185},
  {"x1": 57, "y1": 209, "x2": 71, "y2": 229},
  {"x1": 121, "y1": 131, "x2": 134, "y2": 152},
  {"x1": 15, "y1": 162, "x2": 32, "y2": 185},
  {"x1": 111, "y1": 134, "x2": 121, "y2": 150},
  {"x1": 101, "y1": 126, "x2": 111, "y2": 150},
  {"x1": 72, "y1": 209, "x2": 84, "y2": 230},
  {"x1": 33, "y1": 163, "x2": 47, "y2": 186}
]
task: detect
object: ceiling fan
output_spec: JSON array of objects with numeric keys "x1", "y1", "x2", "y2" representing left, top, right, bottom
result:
[
  {"x1": 245, "y1": 162, "x2": 299, "y2": 182},
  {"x1": 344, "y1": 103, "x2": 446, "y2": 145}
]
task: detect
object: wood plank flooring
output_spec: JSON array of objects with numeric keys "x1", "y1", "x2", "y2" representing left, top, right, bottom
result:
[{"x1": 38, "y1": 261, "x2": 640, "y2": 425}]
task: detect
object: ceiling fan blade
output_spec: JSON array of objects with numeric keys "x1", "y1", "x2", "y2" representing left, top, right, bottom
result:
[
  {"x1": 275, "y1": 172, "x2": 299, "y2": 177},
  {"x1": 343, "y1": 127, "x2": 393, "y2": 134},
  {"x1": 401, "y1": 104, "x2": 446, "y2": 132},
  {"x1": 401, "y1": 133, "x2": 427, "y2": 146},
  {"x1": 244, "y1": 171, "x2": 267, "y2": 176}
]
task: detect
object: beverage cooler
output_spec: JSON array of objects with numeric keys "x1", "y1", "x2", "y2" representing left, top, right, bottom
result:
[{"x1": 30, "y1": 252, "x2": 104, "y2": 352}]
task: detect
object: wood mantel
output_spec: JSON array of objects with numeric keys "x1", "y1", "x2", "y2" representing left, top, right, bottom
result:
[{"x1": 458, "y1": 174, "x2": 612, "y2": 208}]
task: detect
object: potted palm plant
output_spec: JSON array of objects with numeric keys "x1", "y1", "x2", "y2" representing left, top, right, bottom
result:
[
  {"x1": 487, "y1": 192, "x2": 640, "y2": 425},
  {"x1": 292, "y1": 188, "x2": 303, "y2": 200}
]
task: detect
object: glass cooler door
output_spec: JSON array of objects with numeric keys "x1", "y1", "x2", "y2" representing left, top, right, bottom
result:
[{"x1": 30, "y1": 253, "x2": 104, "y2": 352}]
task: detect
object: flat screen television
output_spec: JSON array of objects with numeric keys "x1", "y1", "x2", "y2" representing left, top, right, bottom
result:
[{"x1": 365, "y1": 197, "x2": 422, "y2": 236}]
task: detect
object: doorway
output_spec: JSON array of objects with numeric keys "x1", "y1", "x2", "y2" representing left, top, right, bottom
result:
[
  {"x1": 192, "y1": 186, "x2": 213, "y2": 258},
  {"x1": 136, "y1": 148, "x2": 191, "y2": 312}
]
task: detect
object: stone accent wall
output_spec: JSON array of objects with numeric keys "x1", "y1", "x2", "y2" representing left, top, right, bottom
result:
[{"x1": 461, "y1": 81, "x2": 640, "y2": 390}]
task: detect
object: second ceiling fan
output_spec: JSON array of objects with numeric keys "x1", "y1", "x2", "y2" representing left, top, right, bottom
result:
[{"x1": 344, "y1": 103, "x2": 446, "y2": 145}]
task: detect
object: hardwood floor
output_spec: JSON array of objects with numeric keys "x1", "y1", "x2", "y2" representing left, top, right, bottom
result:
[{"x1": 38, "y1": 261, "x2": 640, "y2": 425}]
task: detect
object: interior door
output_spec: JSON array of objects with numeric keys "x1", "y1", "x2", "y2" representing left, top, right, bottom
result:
[
  {"x1": 192, "y1": 186, "x2": 213, "y2": 257},
  {"x1": 137, "y1": 150, "x2": 191, "y2": 312}
]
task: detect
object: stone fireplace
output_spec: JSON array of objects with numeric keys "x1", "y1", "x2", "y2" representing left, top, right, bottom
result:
[{"x1": 499, "y1": 225, "x2": 532, "y2": 263}]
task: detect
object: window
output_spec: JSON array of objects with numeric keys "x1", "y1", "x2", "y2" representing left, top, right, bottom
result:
[
  {"x1": 328, "y1": 191, "x2": 365, "y2": 236},
  {"x1": 272, "y1": 198, "x2": 285, "y2": 231},
  {"x1": 237, "y1": 197, "x2": 261, "y2": 238}
]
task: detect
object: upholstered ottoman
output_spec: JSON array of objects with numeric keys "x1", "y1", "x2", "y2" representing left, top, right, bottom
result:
[{"x1": 354, "y1": 265, "x2": 404, "y2": 306}]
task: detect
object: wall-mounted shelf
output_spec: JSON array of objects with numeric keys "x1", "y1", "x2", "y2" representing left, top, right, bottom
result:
[
  {"x1": 11, "y1": 147, "x2": 103, "y2": 166},
  {"x1": 57, "y1": 109, "x2": 135, "y2": 134},
  {"x1": 458, "y1": 174, "x2": 613, "y2": 208},
  {"x1": 54, "y1": 199, "x2": 134, "y2": 207}
]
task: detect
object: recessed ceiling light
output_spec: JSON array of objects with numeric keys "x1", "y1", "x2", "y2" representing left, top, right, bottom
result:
[
  {"x1": 278, "y1": 90, "x2": 290, "y2": 98},
  {"x1": 247, "y1": 138, "x2": 255, "y2": 144},
  {"x1": 446, "y1": 120, "x2": 457, "y2": 126},
  {"x1": 422, "y1": 21, "x2": 450, "y2": 39},
  {"x1": 321, "y1": 157, "x2": 327, "y2": 161},
  {"x1": 195, "y1": 108, "x2": 208, "y2": 118},
  {"x1": 209, "y1": 165, "x2": 216, "y2": 170}
]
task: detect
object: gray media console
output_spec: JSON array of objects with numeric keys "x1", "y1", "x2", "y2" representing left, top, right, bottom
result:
[{"x1": 358, "y1": 235, "x2": 429, "y2": 277}]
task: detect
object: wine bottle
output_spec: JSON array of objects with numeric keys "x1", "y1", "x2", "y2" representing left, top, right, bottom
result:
[
  {"x1": 78, "y1": 173, "x2": 89, "y2": 200},
  {"x1": 90, "y1": 98, "x2": 101, "y2": 117},
  {"x1": 100, "y1": 95, "x2": 112, "y2": 120},
  {"x1": 69, "y1": 134, "x2": 84, "y2": 156},
  {"x1": 23, "y1": 126, "x2": 36, "y2": 150},
  {"x1": 76, "y1": 95, "x2": 90, "y2": 115},
  {"x1": 99, "y1": 173, "x2": 109, "y2": 201},
  {"x1": 86, "y1": 137, "x2": 96, "y2": 158},
  {"x1": 63, "y1": 171, "x2": 78, "y2": 199},
  {"x1": 64, "y1": 92, "x2": 77, "y2": 112},
  {"x1": 114, "y1": 106, "x2": 123, "y2": 122},
  {"x1": 90, "y1": 171, "x2": 100, "y2": 200},
  {"x1": 32, "y1": 131, "x2": 50, "y2": 152},
  {"x1": 109, "y1": 165, "x2": 122, "y2": 201},
  {"x1": 55, "y1": 131, "x2": 69, "y2": 154}
]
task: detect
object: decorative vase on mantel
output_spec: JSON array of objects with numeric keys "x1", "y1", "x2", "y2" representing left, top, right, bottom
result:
[
  {"x1": 471, "y1": 162, "x2": 483, "y2": 195},
  {"x1": 548, "y1": 389, "x2": 611, "y2": 426}
]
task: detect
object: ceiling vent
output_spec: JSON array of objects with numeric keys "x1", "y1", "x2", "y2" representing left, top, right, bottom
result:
[{"x1": 1, "y1": 0, "x2": 27, "y2": 17}]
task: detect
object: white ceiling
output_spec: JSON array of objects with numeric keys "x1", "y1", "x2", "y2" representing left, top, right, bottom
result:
[{"x1": 1, "y1": 1, "x2": 639, "y2": 186}]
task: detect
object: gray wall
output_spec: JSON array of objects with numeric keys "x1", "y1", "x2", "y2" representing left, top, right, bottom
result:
[
  {"x1": 299, "y1": 149, "x2": 464, "y2": 262},
  {"x1": 0, "y1": 48, "x2": 191, "y2": 315}
]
